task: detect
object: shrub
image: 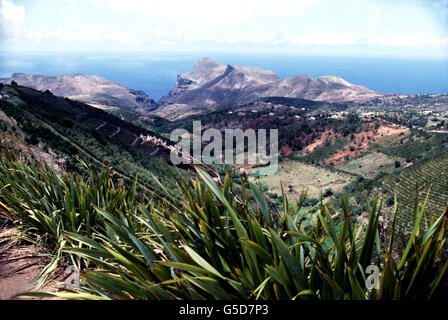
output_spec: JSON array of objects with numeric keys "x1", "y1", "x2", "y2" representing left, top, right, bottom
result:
[
  {"x1": 323, "y1": 188, "x2": 334, "y2": 197},
  {"x1": 0, "y1": 152, "x2": 138, "y2": 288},
  {"x1": 2, "y1": 156, "x2": 448, "y2": 300}
]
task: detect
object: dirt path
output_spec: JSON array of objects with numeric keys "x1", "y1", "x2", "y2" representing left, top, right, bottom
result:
[
  {"x1": 95, "y1": 121, "x2": 106, "y2": 131},
  {"x1": 0, "y1": 228, "x2": 62, "y2": 300},
  {"x1": 149, "y1": 148, "x2": 160, "y2": 156},
  {"x1": 418, "y1": 128, "x2": 448, "y2": 134},
  {"x1": 131, "y1": 135, "x2": 140, "y2": 147},
  {"x1": 313, "y1": 179, "x2": 347, "y2": 188},
  {"x1": 109, "y1": 127, "x2": 121, "y2": 138}
]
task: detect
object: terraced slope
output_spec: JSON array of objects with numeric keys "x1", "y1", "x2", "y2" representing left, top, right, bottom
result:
[{"x1": 384, "y1": 154, "x2": 448, "y2": 231}]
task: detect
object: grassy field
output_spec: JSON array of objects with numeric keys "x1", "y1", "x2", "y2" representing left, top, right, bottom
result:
[
  {"x1": 249, "y1": 159, "x2": 354, "y2": 202},
  {"x1": 336, "y1": 151, "x2": 405, "y2": 179},
  {"x1": 426, "y1": 112, "x2": 448, "y2": 128}
]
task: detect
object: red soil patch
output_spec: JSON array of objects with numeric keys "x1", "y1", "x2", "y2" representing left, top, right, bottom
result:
[
  {"x1": 280, "y1": 144, "x2": 294, "y2": 156},
  {"x1": 305, "y1": 130, "x2": 332, "y2": 153},
  {"x1": 327, "y1": 122, "x2": 408, "y2": 164}
]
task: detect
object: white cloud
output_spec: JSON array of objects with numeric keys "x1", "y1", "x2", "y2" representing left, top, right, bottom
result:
[
  {"x1": 0, "y1": 0, "x2": 25, "y2": 40},
  {"x1": 3, "y1": 0, "x2": 447, "y2": 56},
  {"x1": 104, "y1": 0, "x2": 322, "y2": 27},
  {"x1": 14, "y1": 0, "x2": 322, "y2": 49},
  {"x1": 365, "y1": 5, "x2": 381, "y2": 31},
  {"x1": 363, "y1": 35, "x2": 448, "y2": 48}
]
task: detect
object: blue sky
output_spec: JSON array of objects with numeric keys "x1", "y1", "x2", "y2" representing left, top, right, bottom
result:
[{"x1": 0, "y1": 0, "x2": 447, "y2": 57}]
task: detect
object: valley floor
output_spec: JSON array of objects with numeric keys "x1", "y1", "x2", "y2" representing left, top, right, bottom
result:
[{"x1": 249, "y1": 159, "x2": 353, "y2": 202}]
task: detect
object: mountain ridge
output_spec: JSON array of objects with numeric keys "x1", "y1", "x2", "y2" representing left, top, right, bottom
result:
[
  {"x1": 0, "y1": 73, "x2": 159, "y2": 114},
  {"x1": 158, "y1": 58, "x2": 382, "y2": 107},
  {"x1": 1, "y1": 58, "x2": 383, "y2": 117}
]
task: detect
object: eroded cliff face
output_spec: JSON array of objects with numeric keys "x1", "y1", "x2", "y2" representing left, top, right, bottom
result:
[
  {"x1": 1, "y1": 73, "x2": 159, "y2": 114},
  {"x1": 158, "y1": 58, "x2": 381, "y2": 108}
]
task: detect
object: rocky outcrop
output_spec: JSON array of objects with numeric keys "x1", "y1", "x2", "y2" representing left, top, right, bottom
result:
[
  {"x1": 158, "y1": 58, "x2": 229, "y2": 105},
  {"x1": 0, "y1": 73, "x2": 159, "y2": 114},
  {"x1": 158, "y1": 58, "x2": 381, "y2": 107}
]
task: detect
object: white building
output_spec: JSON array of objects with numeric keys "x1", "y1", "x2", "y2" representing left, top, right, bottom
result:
[{"x1": 0, "y1": 91, "x2": 10, "y2": 99}]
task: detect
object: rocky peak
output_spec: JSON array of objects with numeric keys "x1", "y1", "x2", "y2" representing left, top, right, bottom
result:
[{"x1": 180, "y1": 58, "x2": 228, "y2": 89}]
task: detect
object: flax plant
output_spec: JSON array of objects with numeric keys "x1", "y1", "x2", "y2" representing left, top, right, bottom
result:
[{"x1": 2, "y1": 153, "x2": 448, "y2": 299}]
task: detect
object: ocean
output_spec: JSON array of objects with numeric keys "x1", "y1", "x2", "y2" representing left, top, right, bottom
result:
[{"x1": 1, "y1": 52, "x2": 447, "y2": 101}]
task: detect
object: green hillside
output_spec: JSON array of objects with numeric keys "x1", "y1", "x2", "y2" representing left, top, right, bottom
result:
[
  {"x1": 2, "y1": 84, "x2": 448, "y2": 300},
  {"x1": 0, "y1": 84, "x2": 187, "y2": 196}
]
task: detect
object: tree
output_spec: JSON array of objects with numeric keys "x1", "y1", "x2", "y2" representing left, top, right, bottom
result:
[
  {"x1": 386, "y1": 196, "x2": 394, "y2": 207},
  {"x1": 323, "y1": 188, "x2": 334, "y2": 197}
]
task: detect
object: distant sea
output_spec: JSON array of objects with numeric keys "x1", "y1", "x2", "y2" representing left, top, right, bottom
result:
[{"x1": 1, "y1": 52, "x2": 447, "y2": 101}]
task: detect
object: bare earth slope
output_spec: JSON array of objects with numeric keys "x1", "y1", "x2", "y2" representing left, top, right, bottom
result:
[
  {"x1": 1, "y1": 73, "x2": 159, "y2": 114},
  {"x1": 0, "y1": 228, "x2": 63, "y2": 300}
]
